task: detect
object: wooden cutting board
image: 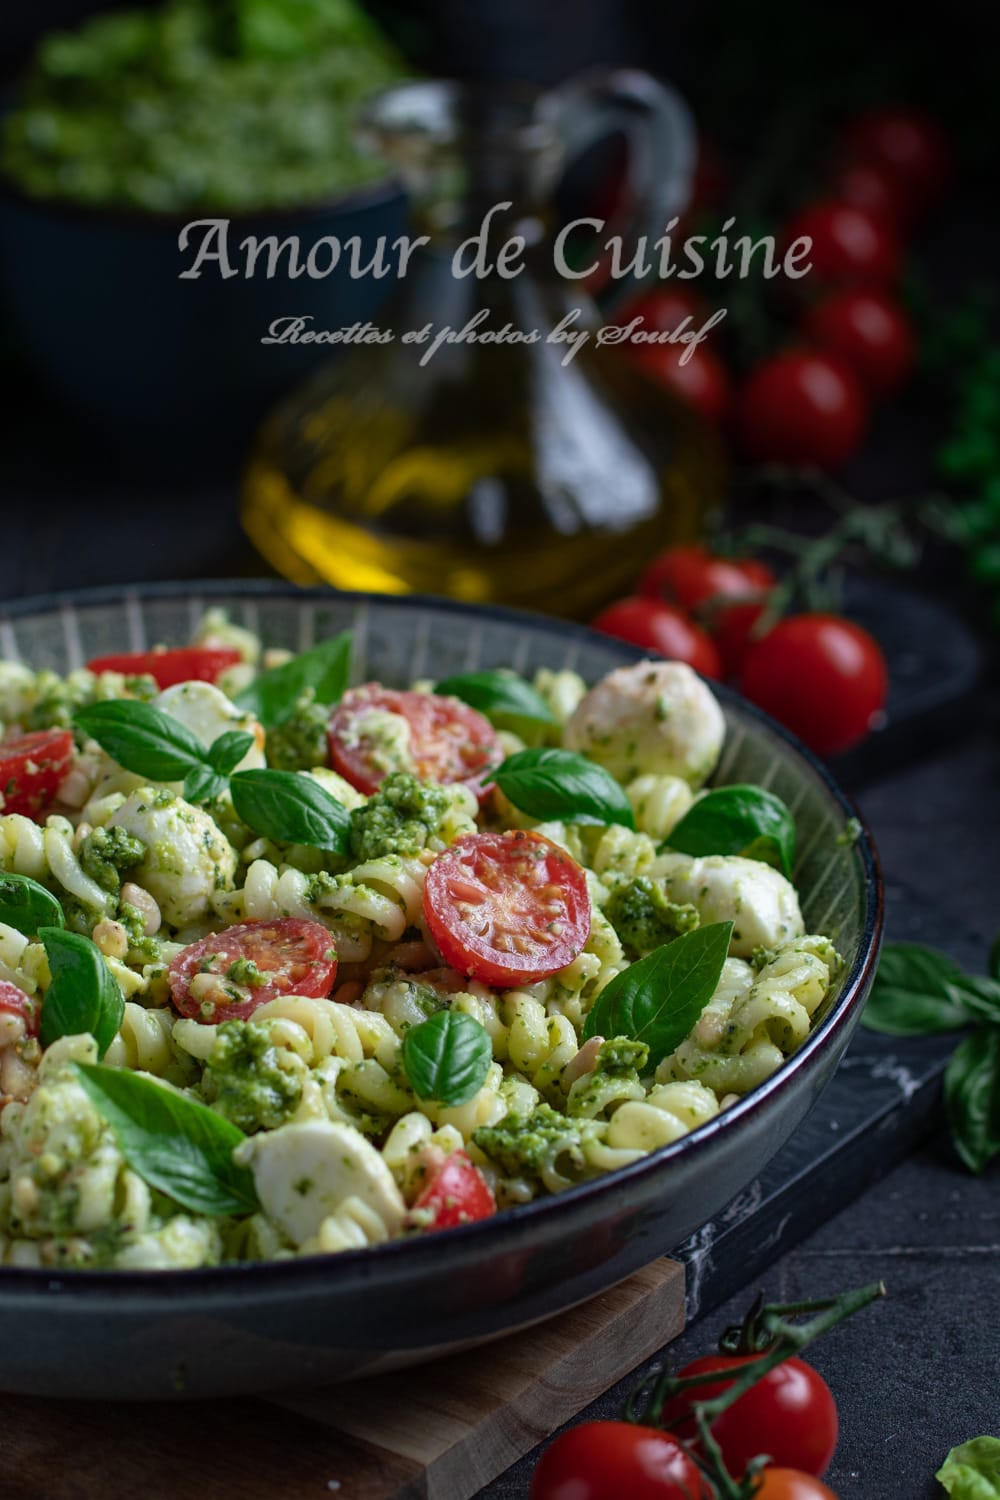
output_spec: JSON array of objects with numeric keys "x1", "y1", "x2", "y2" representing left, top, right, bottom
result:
[{"x1": 0, "y1": 1258, "x2": 684, "y2": 1500}]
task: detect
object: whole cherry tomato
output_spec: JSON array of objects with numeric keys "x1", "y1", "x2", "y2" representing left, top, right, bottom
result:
[
  {"x1": 638, "y1": 546, "x2": 776, "y2": 677},
  {"x1": 632, "y1": 342, "x2": 731, "y2": 426},
  {"x1": 591, "y1": 597, "x2": 722, "y2": 677},
  {"x1": 661, "y1": 1353, "x2": 838, "y2": 1477},
  {"x1": 838, "y1": 107, "x2": 951, "y2": 220},
  {"x1": 782, "y1": 201, "x2": 900, "y2": 287},
  {"x1": 755, "y1": 1472, "x2": 840, "y2": 1500},
  {"x1": 735, "y1": 351, "x2": 867, "y2": 470},
  {"x1": 827, "y1": 159, "x2": 910, "y2": 231},
  {"x1": 625, "y1": 287, "x2": 707, "y2": 332},
  {"x1": 802, "y1": 290, "x2": 915, "y2": 397},
  {"x1": 0, "y1": 729, "x2": 75, "y2": 821},
  {"x1": 529, "y1": 1421, "x2": 709, "y2": 1500},
  {"x1": 741, "y1": 613, "x2": 888, "y2": 757}
]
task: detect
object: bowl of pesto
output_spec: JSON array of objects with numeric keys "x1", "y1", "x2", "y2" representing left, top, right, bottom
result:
[
  {"x1": 0, "y1": 0, "x2": 409, "y2": 458},
  {"x1": 0, "y1": 581, "x2": 882, "y2": 1398}
]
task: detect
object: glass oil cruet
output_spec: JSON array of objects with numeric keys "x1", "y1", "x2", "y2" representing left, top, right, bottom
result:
[{"x1": 242, "y1": 71, "x2": 722, "y2": 617}]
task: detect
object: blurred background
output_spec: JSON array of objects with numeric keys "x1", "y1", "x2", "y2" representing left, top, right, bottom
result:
[{"x1": 0, "y1": 0, "x2": 998, "y2": 760}]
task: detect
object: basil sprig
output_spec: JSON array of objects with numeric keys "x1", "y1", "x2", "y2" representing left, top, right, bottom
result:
[
  {"x1": 665, "y1": 786, "x2": 796, "y2": 878},
  {"x1": 230, "y1": 769, "x2": 351, "y2": 853},
  {"x1": 75, "y1": 699, "x2": 253, "y2": 805},
  {"x1": 402, "y1": 1010, "x2": 493, "y2": 1106},
  {"x1": 0, "y1": 872, "x2": 65, "y2": 935},
  {"x1": 234, "y1": 631, "x2": 351, "y2": 727},
  {"x1": 862, "y1": 938, "x2": 1000, "y2": 1173},
  {"x1": 39, "y1": 928, "x2": 124, "y2": 1058},
  {"x1": 73, "y1": 1063, "x2": 260, "y2": 1216},
  {"x1": 584, "y1": 921, "x2": 733, "y2": 1068},
  {"x1": 494, "y1": 748, "x2": 634, "y2": 830},
  {"x1": 435, "y1": 671, "x2": 556, "y2": 735}
]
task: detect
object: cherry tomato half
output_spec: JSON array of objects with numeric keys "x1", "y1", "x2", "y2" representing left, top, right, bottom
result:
[
  {"x1": 661, "y1": 1353, "x2": 838, "y2": 1478},
  {"x1": 735, "y1": 351, "x2": 867, "y2": 470},
  {"x1": 591, "y1": 598, "x2": 722, "y2": 677},
  {"x1": 0, "y1": 981, "x2": 39, "y2": 1038},
  {"x1": 328, "y1": 685, "x2": 502, "y2": 800},
  {"x1": 839, "y1": 107, "x2": 951, "y2": 220},
  {"x1": 755, "y1": 1471, "x2": 840, "y2": 1500},
  {"x1": 741, "y1": 613, "x2": 888, "y2": 757},
  {"x1": 802, "y1": 290, "x2": 915, "y2": 398},
  {"x1": 530, "y1": 1421, "x2": 709, "y2": 1500},
  {"x1": 632, "y1": 342, "x2": 731, "y2": 425},
  {"x1": 423, "y1": 831, "x2": 592, "y2": 988},
  {"x1": 409, "y1": 1150, "x2": 496, "y2": 1231},
  {"x1": 783, "y1": 201, "x2": 900, "y2": 288},
  {"x1": 169, "y1": 918, "x2": 338, "y2": 1024},
  {"x1": 0, "y1": 729, "x2": 75, "y2": 820},
  {"x1": 86, "y1": 647, "x2": 242, "y2": 689}
]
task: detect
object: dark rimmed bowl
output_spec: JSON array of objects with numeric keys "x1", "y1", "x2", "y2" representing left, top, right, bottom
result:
[
  {"x1": 0, "y1": 177, "x2": 406, "y2": 462},
  {"x1": 0, "y1": 582, "x2": 882, "y2": 1399}
]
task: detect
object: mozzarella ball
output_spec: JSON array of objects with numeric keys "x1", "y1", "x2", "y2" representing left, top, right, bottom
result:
[
  {"x1": 154, "y1": 681, "x2": 265, "y2": 772},
  {"x1": 235, "y1": 1120, "x2": 405, "y2": 1248},
  {"x1": 108, "y1": 788, "x2": 236, "y2": 928},
  {"x1": 652, "y1": 852, "x2": 804, "y2": 957},
  {"x1": 564, "y1": 661, "x2": 725, "y2": 787}
]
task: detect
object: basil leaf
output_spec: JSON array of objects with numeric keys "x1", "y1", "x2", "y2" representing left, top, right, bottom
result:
[
  {"x1": 665, "y1": 785, "x2": 796, "y2": 878},
  {"x1": 234, "y1": 632, "x2": 352, "y2": 727},
  {"x1": 494, "y1": 748, "x2": 634, "y2": 829},
  {"x1": 402, "y1": 1010, "x2": 492, "y2": 1106},
  {"x1": 862, "y1": 944, "x2": 979, "y2": 1035},
  {"x1": 990, "y1": 933, "x2": 1000, "y2": 984},
  {"x1": 75, "y1": 699, "x2": 211, "y2": 782},
  {"x1": 435, "y1": 671, "x2": 556, "y2": 734},
  {"x1": 937, "y1": 1436, "x2": 1000, "y2": 1499},
  {"x1": 229, "y1": 769, "x2": 351, "y2": 852},
  {"x1": 182, "y1": 764, "x2": 230, "y2": 806},
  {"x1": 38, "y1": 928, "x2": 124, "y2": 1059},
  {"x1": 207, "y1": 730, "x2": 256, "y2": 775},
  {"x1": 73, "y1": 1063, "x2": 260, "y2": 1216},
  {"x1": 583, "y1": 921, "x2": 733, "y2": 1067},
  {"x1": 944, "y1": 1026, "x2": 1000, "y2": 1174},
  {"x1": 0, "y1": 872, "x2": 65, "y2": 935}
]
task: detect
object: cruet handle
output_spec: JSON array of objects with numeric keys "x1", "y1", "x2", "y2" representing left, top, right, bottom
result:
[{"x1": 549, "y1": 68, "x2": 697, "y2": 318}]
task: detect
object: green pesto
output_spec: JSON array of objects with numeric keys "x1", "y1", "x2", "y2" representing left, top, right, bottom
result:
[
  {"x1": 593, "y1": 1037, "x2": 650, "y2": 1078},
  {"x1": 0, "y1": 0, "x2": 405, "y2": 214},
  {"x1": 604, "y1": 878, "x2": 700, "y2": 959},
  {"x1": 202, "y1": 1020, "x2": 302, "y2": 1134},
  {"x1": 79, "y1": 826, "x2": 145, "y2": 895},
  {"x1": 348, "y1": 772, "x2": 452, "y2": 862},
  {"x1": 225, "y1": 957, "x2": 267, "y2": 988},
  {"x1": 473, "y1": 1103, "x2": 599, "y2": 1180},
  {"x1": 264, "y1": 692, "x2": 330, "y2": 773},
  {"x1": 118, "y1": 901, "x2": 162, "y2": 964},
  {"x1": 25, "y1": 668, "x2": 156, "y2": 733}
]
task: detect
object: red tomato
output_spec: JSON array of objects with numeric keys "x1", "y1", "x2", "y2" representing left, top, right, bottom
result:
[
  {"x1": 423, "y1": 831, "x2": 591, "y2": 988},
  {"x1": 591, "y1": 597, "x2": 721, "y2": 677},
  {"x1": 86, "y1": 647, "x2": 242, "y2": 689},
  {"x1": 0, "y1": 729, "x2": 75, "y2": 820},
  {"x1": 409, "y1": 1150, "x2": 496, "y2": 1231},
  {"x1": 625, "y1": 287, "x2": 707, "y2": 332},
  {"x1": 0, "y1": 981, "x2": 39, "y2": 1037},
  {"x1": 637, "y1": 544, "x2": 776, "y2": 671},
  {"x1": 530, "y1": 1421, "x2": 709, "y2": 1500},
  {"x1": 632, "y1": 342, "x2": 731, "y2": 425},
  {"x1": 755, "y1": 1472, "x2": 840, "y2": 1500},
  {"x1": 839, "y1": 107, "x2": 951, "y2": 219},
  {"x1": 168, "y1": 918, "x2": 338, "y2": 1023},
  {"x1": 735, "y1": 351, "x2": 867, "y2": 470},
  {"x1": 327, "y1": 685, "x2": 502, "y2": 800},
  {"x1": 828, "y1": 159, "x2": 910, "y2": 231},
  {"x1": 741, "y1": 613, "x2": 888, "y2": 757},
  {"x1": 802, "y1": 290, "x2": 915, "y2": 398},
  {"x1": 661, "y1": 1353, "x2": 838, "y2": 1477},
  {"x1": 782, "y1": 201, "x2": 900, "y2": 287}
]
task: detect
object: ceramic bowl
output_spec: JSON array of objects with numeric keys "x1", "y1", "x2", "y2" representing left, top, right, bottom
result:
[{"x1": 0, "y1": 582, "x2": 882, "y2": 1398}]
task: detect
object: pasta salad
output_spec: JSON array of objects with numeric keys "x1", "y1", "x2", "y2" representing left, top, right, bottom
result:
[{"x1": 0, "y1": 614, "x2": 840, "y2": 1270}]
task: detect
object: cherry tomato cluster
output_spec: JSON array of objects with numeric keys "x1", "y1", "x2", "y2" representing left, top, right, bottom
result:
[
  {"x1": 592, "y1": 544, "x2": 887, "y2": 758},
  {"x1": 627, "y1": 107, "x2": 950, "y2": 470}
]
